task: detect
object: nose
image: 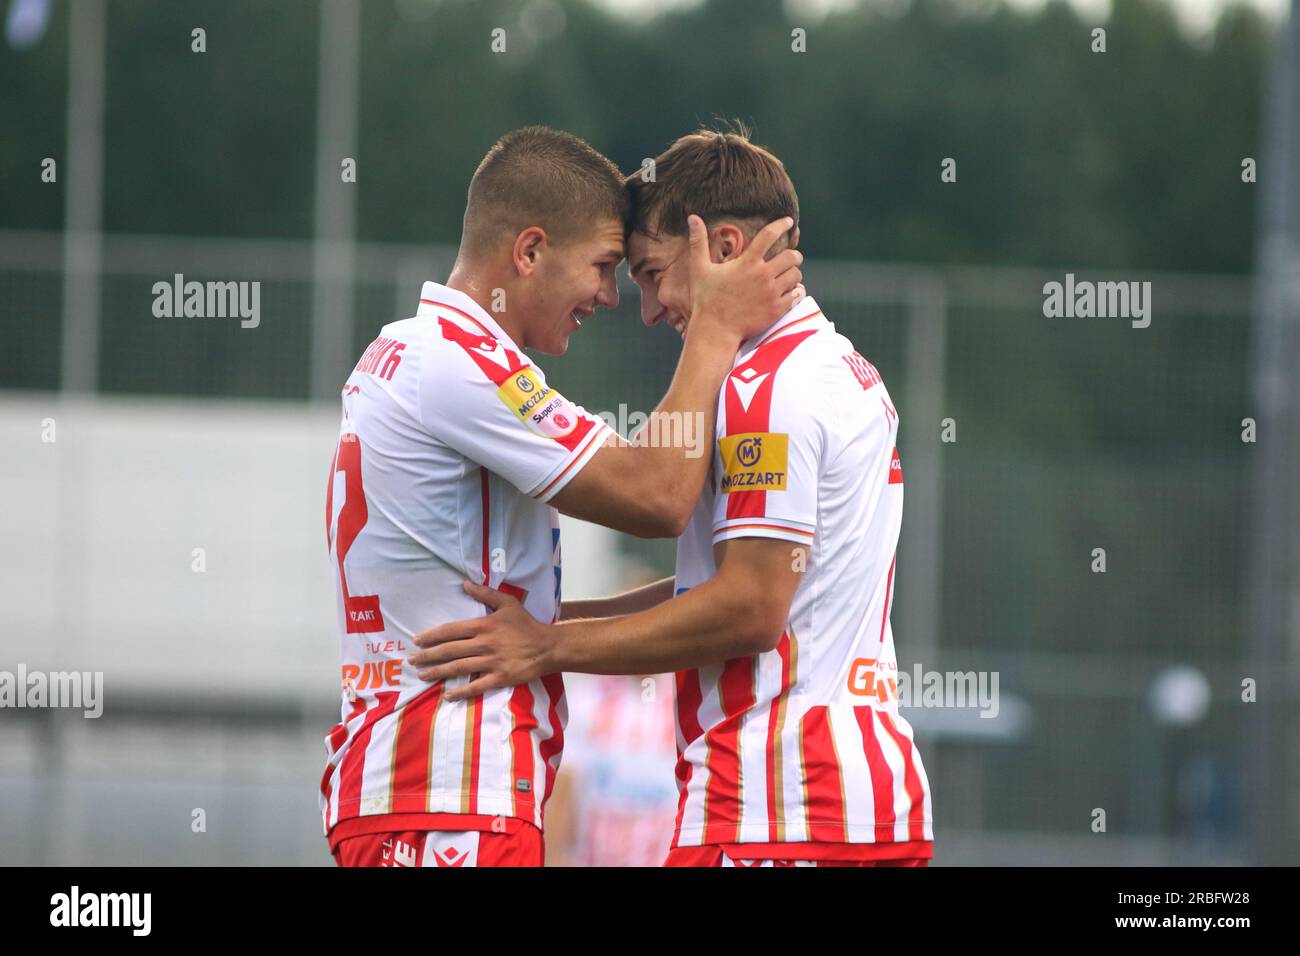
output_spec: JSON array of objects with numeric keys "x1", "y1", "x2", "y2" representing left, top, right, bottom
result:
[
  {"x1": 596, "y1": 273, "x2": 619, "y2": 311},
  {"x1": 639, "y1": 285, "x2": 662, "y2": 327}
]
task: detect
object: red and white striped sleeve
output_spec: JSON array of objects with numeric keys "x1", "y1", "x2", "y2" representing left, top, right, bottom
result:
[{"x1": 416, "y1": 318, "x2": 610, "y2": 502}]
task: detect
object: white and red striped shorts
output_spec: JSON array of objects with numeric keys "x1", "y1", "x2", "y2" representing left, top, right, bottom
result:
[
  {"x1": 663, "y1": 841, "x2": 932, "y2": 868},
  {"x1": 332, "y1": 825, "x2": 544, "y2": 868}
]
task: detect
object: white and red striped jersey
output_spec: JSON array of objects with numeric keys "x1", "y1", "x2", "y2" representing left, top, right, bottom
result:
[
  {"x1": 320, "y1": 281, "x2": 610, "y2": 843},
  {"x1": 671, "y1": 294, "x2": 934, "y2": 853}
]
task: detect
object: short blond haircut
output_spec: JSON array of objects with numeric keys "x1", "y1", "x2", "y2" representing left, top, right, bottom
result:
[{"x1": 462, "y1": 126, "x2": 629, "y2": 255}]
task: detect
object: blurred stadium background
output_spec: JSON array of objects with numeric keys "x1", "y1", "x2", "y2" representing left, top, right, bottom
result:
[{"x1": 2, "y1": 0, "x2": 1298, "y2": 865}]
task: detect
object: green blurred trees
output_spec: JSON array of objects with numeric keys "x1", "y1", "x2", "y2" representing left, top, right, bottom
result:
[{"x1": 0, "y1": 0, "x2": 1273, "y2": 273}]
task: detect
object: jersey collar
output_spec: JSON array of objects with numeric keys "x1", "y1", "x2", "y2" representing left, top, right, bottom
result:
[
  {"x1": 415, "y1": 281, "x2": 517, "y2": 347},
  {"x1": 737, "y1": 293, "x2": 827, "y2": 358}
]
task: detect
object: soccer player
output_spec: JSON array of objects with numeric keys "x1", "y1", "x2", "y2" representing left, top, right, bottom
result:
[
  {"x1": 321, "y1": 126, "x2": 802, "y2": 867},
  {"x1": 411, "y1": 128, "x2": 935, "y2": 867}
]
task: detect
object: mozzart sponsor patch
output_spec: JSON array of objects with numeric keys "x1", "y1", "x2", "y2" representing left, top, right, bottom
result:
[
  {"x1": 497, "y1": 366, "x2": 578, "y2": 440},
  {"x1": 718, "y1": 432, "x2": 788, "y2": 493}
]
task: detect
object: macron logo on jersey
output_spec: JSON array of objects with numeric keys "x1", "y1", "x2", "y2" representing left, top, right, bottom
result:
[
  {"x1": 439, "y1": 317, "x2": 525, "y2": 384},
  {"x1": 472, "y1": 339, "x2": 514, "y2": 373},
  {"x1": 730, "y1": 368, "x2": 771, "y2": 412}
]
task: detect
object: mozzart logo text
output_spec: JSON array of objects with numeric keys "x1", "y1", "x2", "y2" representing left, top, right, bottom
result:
[{"x1": 719, "y1": 431, "x2": 788, "y2": 493}]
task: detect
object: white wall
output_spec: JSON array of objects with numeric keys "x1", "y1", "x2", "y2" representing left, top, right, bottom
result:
[{"x1": 0, "y1": 393, "x2": 624, "y2": 704}]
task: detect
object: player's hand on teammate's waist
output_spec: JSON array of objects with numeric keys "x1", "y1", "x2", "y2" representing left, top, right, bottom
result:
[
  {"x1": 687, "y1": 213, "x2": 803, "y2": 342},
  {"x1": 409, "y1": 580, "x2": 551, "y2": 700}
]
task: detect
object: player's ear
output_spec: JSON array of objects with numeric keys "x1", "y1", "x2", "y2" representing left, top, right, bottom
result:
[
  {"x1": 714, "y1": 222, "x2": 746, "y2": 262},
  {"x1": 512, "y1": 227, "x2": 547, "y2": 276},
  {"x1": 788, "y1": 224, "x2": 800, "y2": 250}
]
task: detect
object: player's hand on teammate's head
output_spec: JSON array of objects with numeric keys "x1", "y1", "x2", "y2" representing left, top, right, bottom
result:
[
  {"x1": 685, "y1": 213, "x2": 803, "y2": 343},
  {"x1": 408, "y1": 581, "x2": 554, "y2": 700}
]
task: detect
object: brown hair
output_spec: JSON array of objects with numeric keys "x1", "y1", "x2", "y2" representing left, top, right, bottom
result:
[
  {"x1": 461, "y1": 126, "x2": 629, "y2": 255},
  {"x1": 626, "y1": 123, "x2": 799, "y2": 240}
]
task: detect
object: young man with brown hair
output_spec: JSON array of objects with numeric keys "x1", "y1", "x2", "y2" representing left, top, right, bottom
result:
[
  {"x1": 413, "y1": 126, "x2": 935, "y2": 867},
  {"x1": 322, "y1": 126, "x2": 802, "y2": 866}
]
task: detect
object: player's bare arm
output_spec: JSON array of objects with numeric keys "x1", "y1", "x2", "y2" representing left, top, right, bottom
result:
[
  {"x1": 410, "y1": 537, "x2": 802, "y2": 699},
  {"x1": 547, "y1": 215, "x2": 801, "y2": 539},
  {"x1": 559, "y1": 576, "x2": 675, "y2": 620}
]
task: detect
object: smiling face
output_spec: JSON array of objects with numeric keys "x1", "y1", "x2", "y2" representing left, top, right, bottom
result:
[
  {"x1": 456, "y1": 127, "x2": 631, "y2": 356},
  {"x1": 624, "y1": 127, "x2": 800, "y2": 342},
  {"x1": 519, "y1": 217, "x2": 625, "y2": 355},
  {"x1": 627, "y1": 227, "x2": 693, "y2": 340}
]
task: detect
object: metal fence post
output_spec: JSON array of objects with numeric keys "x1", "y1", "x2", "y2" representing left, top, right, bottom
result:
[
  {"x1": 59, "y1": 0, "x2": 106, "y2": 394},
  {"x1": 898, "y1": 274, "x2": 948, "y2": 669},
  {"x1": 1245, "y1": 2, "x2": 1300, "y2": 868},
  {"x1": 309, "y1": 0, "x2": 361, "y2": 401}
]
